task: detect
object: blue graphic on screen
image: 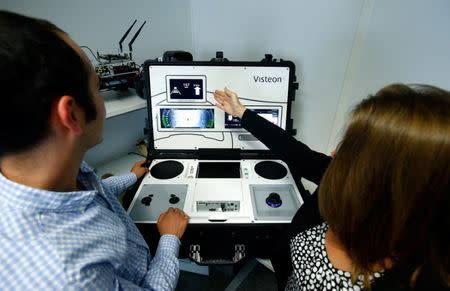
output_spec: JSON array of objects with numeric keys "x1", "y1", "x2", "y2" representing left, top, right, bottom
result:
[
  {"x1": 160, "y1": 108, "x2": 214, "y2": 128},
  {"x1": 169, "y1": 78, "x2": 204, "y2": 100},
  {"x1": 225, "y1": 109, "x2": 279, "y2": 128}
]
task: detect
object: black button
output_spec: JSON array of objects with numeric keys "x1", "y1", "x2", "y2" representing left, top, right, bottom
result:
[
  {"x1": 169, "y1": 195, "x2": 180, "y2": 204},
  {"x1": 141, "y1": 196, "x2": 152, "y2": 206}
]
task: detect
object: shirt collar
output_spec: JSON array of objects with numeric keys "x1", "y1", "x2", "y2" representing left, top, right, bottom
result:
[
  {"x1": 79, "y1": 161, "x2": 95, "y2": 174},
  {"x1": 0, "y1": 163, "x2": 97, "y2": 212}
]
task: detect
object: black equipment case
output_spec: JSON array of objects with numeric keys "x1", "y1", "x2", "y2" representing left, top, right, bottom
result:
[{"x1": 126, "y1": 57, "x2": 306, "y2": 264}]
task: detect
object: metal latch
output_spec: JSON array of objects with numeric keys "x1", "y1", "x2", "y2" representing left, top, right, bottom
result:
[
  {"x1": 189, "y1": 244, "x2": 202, "y2": 263},
  {"x1": 233, "y1": 244, "x2": 245, "y2": 262},
  {"x1": 189, "y1": 244, "x2": 246, "y2": 265}
]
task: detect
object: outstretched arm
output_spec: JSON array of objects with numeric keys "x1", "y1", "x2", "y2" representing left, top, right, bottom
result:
[{"x1": 214, "y1": 88, "x2": 331, "y2": 184}]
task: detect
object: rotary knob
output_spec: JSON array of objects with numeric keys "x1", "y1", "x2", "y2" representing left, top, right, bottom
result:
[
  {"x1": 169, "y1": 194, "x2": 180, "y2": 204},
  {"x1": 266, "y1": 192, "x2": 282, "y2": 208},
  {"x1": 141, "y1": 194, "x2": 154, "y2": 206}
]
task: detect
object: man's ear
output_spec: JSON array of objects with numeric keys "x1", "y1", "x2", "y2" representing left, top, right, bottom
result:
[{"x1": 51, "y1": 95, "x2": 84, "y2": 135}]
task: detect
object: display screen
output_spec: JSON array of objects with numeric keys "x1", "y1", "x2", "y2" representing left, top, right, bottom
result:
[
  {"x1": 197, "y1": 162, "x2": 241, "y2": 178},
  {"x1": 225, "y1": 108, "x2": 279, "y2": 128},
  {"x1": 160, "y1": 108, "x2": 214, "y2": 128},
  {"x1": 168, "y1": 77, "x2": 204, "y2": 100}
]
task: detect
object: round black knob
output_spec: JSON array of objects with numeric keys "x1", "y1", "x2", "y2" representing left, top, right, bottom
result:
[
  {"x1": 169, "y1": 195, "x2": 180, "y2": 204},
  {"x1": 266, "y1": 192, "x2": 282, "y2": 208},
  {"x1": 141, "y1": 196, "x2": 152, "y2": 206}
]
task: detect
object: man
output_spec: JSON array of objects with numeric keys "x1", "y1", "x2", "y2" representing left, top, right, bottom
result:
[{"x1": 0, "y1": 10, "x2": 188, "y2": 290}]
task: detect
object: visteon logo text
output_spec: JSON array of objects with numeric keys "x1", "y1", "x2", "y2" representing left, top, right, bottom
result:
[{"x1": 253, "y1": 76, "x2": 283, "y2": 83}]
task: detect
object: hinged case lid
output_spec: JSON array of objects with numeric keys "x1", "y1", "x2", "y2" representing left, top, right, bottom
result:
[{"x1": 143, "y1": 60, "x2": 298, "y2": 159}]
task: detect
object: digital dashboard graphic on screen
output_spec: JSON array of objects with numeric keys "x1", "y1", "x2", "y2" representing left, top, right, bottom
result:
[
  {"x1": 225, "y1": 108, "x2": 279, "y2": 128},
  {"x1": 160, "y1": 108, "x2": 214, "y2": 129},
  {"x1": 168, "y1": 78, "x2": 204, "y2": 100}
]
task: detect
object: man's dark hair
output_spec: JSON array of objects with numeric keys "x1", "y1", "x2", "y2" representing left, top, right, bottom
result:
[{"x1": 0, "y1": 10, "x2": 97, "y2": 155}]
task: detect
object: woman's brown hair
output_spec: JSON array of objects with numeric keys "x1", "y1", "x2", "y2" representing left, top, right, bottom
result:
[{"x1": 319, "y1": 84, "x2": 450, "y2": 288}]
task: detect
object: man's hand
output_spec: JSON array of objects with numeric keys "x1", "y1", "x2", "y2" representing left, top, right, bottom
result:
[
  {"x1": 213, "y1": 87, "x2": 246, "y2": 118},
  {"x1": 157, "y1": 208, "x2": 189, "y2": 239},
  {"x1": 130, "y1": 160, "x2": 150, "y2": 179}
]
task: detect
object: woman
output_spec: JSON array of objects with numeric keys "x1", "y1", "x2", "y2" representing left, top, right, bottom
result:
[{"x1": 213, "y1": 84, "x2": 449, "y2": 290}]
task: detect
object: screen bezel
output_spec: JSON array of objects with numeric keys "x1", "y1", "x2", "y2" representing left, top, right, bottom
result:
[{"x1": 144, "y1": 60, "x2": 297, "y2": 153}]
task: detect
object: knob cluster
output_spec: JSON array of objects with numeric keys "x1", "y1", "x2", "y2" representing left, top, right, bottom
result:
[
  {"x1": 140, "y1": 193, "x2": 180, "y2": 206},
  {"x1": 141, "y1": 194, "x2": 154, "y2": 206},
  {"x1": 266, "y1": 192, "x2": 282, "y2": 208},
  {"x1": 169, "y1": 194, "x2": 180, "y2": 204}
]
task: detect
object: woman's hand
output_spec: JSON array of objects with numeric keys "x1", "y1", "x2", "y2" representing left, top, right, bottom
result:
[{"x1": 213, "y1": 87, "x2": 246, "y2": 118}]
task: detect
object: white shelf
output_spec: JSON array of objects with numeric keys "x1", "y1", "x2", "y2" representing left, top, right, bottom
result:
[
  {"x1": 102, "y1": 89, "x2": 147, "y2": 119},
  {"x1": 95, "y1": 153, "x2": 144, "y2": 178}
]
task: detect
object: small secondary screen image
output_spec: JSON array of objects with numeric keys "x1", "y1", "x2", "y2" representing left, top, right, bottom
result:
[
  {"x1": 160, "y1": 108, "x2": 214, "y2": 129},
  {"x1": 167, "y1": 76, "x2": 205, "y2": 101},
  {"x1": 225, "y1": 108, "x2": 279, "y2": 129}
]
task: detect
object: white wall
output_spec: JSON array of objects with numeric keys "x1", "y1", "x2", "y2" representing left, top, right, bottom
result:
[
  {"x1": 328, "y1": 0, "x2": 450, "y2": 151},
  {"x1": 190, "y1": 0, "x2": 364, "y2": 154},
  {"x1": 84, "y1": 108, "x2": 148, "y2": 167}
]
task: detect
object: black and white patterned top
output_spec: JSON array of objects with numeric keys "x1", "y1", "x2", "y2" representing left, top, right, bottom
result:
[{"x1": 285, "y1": 223, "x2": 383, "y2": 290}]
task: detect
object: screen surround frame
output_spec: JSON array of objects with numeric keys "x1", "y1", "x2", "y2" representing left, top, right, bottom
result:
[{"x1": 144, "y1": 60, "x2": 297, "y2": 155}]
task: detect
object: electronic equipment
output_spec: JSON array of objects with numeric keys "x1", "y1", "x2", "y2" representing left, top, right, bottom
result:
[
  {"x1": 130, "y1": 159, "x2": 302, "y2": 223},
  {"x1": 127, "y1": 58, "x2": 302, "y2": 264},
  {"x1": 163, "y1": 51, "x2": 193, "y2": 62},
  {"x1": 88, "y1": 20, "x2": 146, "y2": 91},
  {"x1": 225, "y1": 107, "x2": 281, "y2": 129}
]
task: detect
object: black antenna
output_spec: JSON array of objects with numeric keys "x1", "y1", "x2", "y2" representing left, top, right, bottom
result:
[
  {"x1": 119, "y1": 20, "x2": 137, "y2": 53},
  {"x1": 128, "y1": 21, "x2": 147, "y2": 59}
]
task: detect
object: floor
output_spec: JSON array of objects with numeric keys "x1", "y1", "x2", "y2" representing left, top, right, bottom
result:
[{"x1": 176, "y1": 260, "x2": 278, "y2": 291}]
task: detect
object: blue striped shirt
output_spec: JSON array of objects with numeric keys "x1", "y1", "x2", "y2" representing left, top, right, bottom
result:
[{"x1": 0, "y1": 162, "x2": 180, "y2": 290}]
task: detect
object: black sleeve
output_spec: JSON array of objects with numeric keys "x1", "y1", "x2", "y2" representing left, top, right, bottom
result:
[
  {"x1": 241, "y1": 109, "x2": 332, "y2": 185},
  {"x1": 270, "y1": 191, "x2": 323, "y2": 290},
  {"x1": 242, "y1": 109, "x2": 329, "y2": 290}
]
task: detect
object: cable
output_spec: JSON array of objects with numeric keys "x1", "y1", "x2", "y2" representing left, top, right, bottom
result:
[
  {"x1": 151, "y1": 91, "x2": 166, "y2": 98},
  {"x1": 154, "y1": 132, "x2": 225, "y2": 142},
  {"x1": 230, "y1": 132, "x2": 234, "y2": 148},
  {"x1": 80, "y1": 46, "x2": 101, "y2": 63},
  {"x1": 238, "y1": 97, "x2": 286, "y2": 104},
  {"x1": 206, "y1": 90, "x2": 286, "y2": 104},
  {"x1": 155, "y1": 99, "x2": 166, "y2": 106},
  {"x1": 147, "y1": 92, "x2": 167, "y2": 106},
  {"x1": 128, "y1": 152, "x2": 146, "y2": 158}
]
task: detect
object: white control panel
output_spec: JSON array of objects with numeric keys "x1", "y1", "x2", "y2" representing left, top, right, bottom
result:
[{"x1": 127, "y1": 159, "x2": 303, "y2": 224}]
